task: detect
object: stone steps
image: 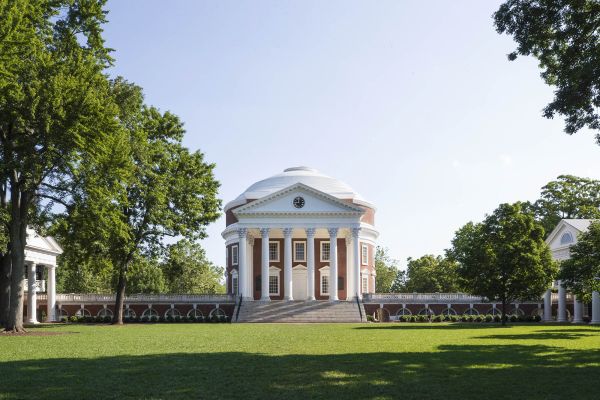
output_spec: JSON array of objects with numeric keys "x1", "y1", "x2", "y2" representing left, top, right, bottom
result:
[{"x1": 236, "y1": 300, "x2": 365, "y2": 323}]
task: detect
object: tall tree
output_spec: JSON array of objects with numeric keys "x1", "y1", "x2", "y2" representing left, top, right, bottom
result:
[
  {"x1": 374, "y1": 246, "x2": 400, "y2": 293},
  {"x1": 162, "y1": 240, "x2": 225, "y2": 294},
  {"x1": 0, "y1": 0, "x2": 117, "y2": 332},
  {"x1": 494, "y1": 1, "x2": 600, "y2": 138},
  {"x1": 559, "y1": 221, "x2": 600, "y2": 301},
  {"x1": 448, "y1": 203, "x2": 558, "y2": 324},
  {"x1": 404, "y1": 255, "x2": 461, "y2": 293},
  {"x1": 532, "y1": 175, "x2": 600, "y2": 235}
]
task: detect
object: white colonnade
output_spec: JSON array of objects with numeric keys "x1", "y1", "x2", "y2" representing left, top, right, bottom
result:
[{"x1": 235, "y1": 226, "x2": 367, "y2": 302}]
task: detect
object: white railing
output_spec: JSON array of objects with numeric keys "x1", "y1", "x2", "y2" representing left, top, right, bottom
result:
[
  {"x1": 36, "y1": 293, "x2": 235, "y2": 304},
  {"x1": 363, "y1": 293, "x2": 486, "y2": 303},
  {"x1": 23, "y1": 279, "x2": 46, "y2": 293}
]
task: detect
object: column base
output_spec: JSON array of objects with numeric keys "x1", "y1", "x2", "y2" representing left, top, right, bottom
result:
[
  {"x1": 284, "y1": 296, "x2": 293, "y2": 301},
  {"x1": 557, "y1": 317, "x2": 567, "y2": 323},
  {"x1": 329, "y1": 297, "x2": 339, "y2": 302},
  {"x1": 242, "y1": 296, "x2": 254, "y2": 302},
  {"x1": 572, "y1": 319, "x2": 584, "y2": 324},
  {"x1": 591, "y1": 319, "x2": 600, "y2": 325},
  {"x1": 26, "y1": 319, "x2": 39, "y2": 325},
  {"x1": 259, "y1": 297, "x2": 271, "y2": 302},
  {"x1": 307, "y1": 296, "x2": 316, "y2": 301}
]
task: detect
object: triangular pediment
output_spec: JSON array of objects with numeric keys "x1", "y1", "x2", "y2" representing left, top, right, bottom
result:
[
  {"x1": 545, "y1": 220, "x2": 583, "y2": 250},
  {"x1": 232, "y1": 183, "x2": 364, "y2": 216}
]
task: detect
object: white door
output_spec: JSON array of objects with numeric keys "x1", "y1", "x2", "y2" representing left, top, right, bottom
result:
[{"x1": 292, "y1": 267, "x2": 308, "y2": 300}]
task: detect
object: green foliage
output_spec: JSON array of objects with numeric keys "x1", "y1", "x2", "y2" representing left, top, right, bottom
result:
[
  {"x1": 494, "y1": 1, "x2": 600, "y2": 136},
  {"x1": 559, "y1": 221, "x2": 600, "y2": 302},
  {"x1": 531, "y1": 175, "x2": 600, "y2": 236},
  {"x1": 404, "y1": 255, "x2": 461, "y2": 293},
  {"x1": 448, "y1": 203, "x2": 558, "y2": 319},
  {"x1": 162, "y1": 240, "x2": 224, "y2": 294},
  {"x1": 374, "y1": 246, "x2": 400, "y2": 293},
  {"x1": 126, "y1": 257, "x2": 166, "y2": 294}
]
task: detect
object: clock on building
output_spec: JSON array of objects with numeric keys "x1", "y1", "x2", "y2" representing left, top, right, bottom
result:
[{"x1": 293, "y1": 196, "x2": 305, "y2": 209}]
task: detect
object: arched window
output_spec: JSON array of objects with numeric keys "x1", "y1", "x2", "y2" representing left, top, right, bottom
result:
[
  {"x1": 418, "y1": 308, "x2": 435, "y2": 316},
  {"x1": 75, "y1": 308, "x2": 91, "y2": 317},
  {"x1": 209, "y1": 308, "x2": 227, "y2": 318},
  {"x1": 165, "y1": 308, "x2": 182, "y2": 318},
  {"x1": 374, "y1": 308, "x2": 390, "y2": 322},
  {"x1": 560, "y1": 232, "x2": 574, "y2": 245},
  {"x1": 395, "y1": 307, "x2": 412, "y2": 316},
  {"x1": 124, "y1": 308, "x2": 136, "y2": 318},
  {"x1": 142, "y1": 308, "x2": 159, "y2": 318},
  {"x1": 187, "y1": 308, "x2": 204, "y2": 319},
  {"x1": 97, "y1": 308, "x2": 113, "y2": 318},
  {"x1": 57, "y1": 308, "x2": 69, "y2": 318},
  {"x1": 442, "y1": 308, "x2": 457, "y2": 316},
  {"x1": 464, "y1": 308, "x2": 479, "y2": 316},
  {"x1": 531, "y1": 308, "x2": 543, "y2": 317},
  {"x1": 508, "y1": 307, "x2": 525, "y2": 316},
  {"x1": 485, "y1": 307, "x2": 502, "y2": 316}
]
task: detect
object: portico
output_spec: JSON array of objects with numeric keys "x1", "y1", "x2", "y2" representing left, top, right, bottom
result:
[
  {"x1": 223, "y1": 167, "x2": 378, "y2": 303},
  {"x1": 23, "y1": 229, "x2": 63, "y2": 323}
]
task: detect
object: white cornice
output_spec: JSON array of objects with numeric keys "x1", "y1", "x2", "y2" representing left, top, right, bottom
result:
[{"x1": 233, "y1": 182, "x2": 366, "y2": 216}]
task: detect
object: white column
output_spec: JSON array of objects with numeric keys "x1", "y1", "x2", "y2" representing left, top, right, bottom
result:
[
  {"x1": 352, "y1": 228, "x2": 361, "y2": 299},
  {"x1": 45, "y1": 265, "x2": 56, "y2": 322},
  {"x1": 306, "y1": 228, "x2": 316, "y2": 301},
  {"x1": 328, "y1": 228, "x2": 339, "y2": 301},
  {"x1": 543, "y1": 289, "x2": 552, "y2": 322},
  {"x1": 557, "y1": 280, "x2": 567, "y2": 322},
  {"x1": 283, "y1": 228, "x2": 293, "y2": 301},
  {"x1": 27, "y1": 263, "x2": 38, "y2": 324},
  {"x1": 592, "y1": 291, "x2": 600, "y2": 324},
  {"x1": 572, "y1": 295, "x2": 583, "y2": 324},
  {"x1": 260, "y1": 228, "x2": 270, "y2": 301},
  {"x1": 238, "y1": 228, "x2": 250, "y2": 300}
]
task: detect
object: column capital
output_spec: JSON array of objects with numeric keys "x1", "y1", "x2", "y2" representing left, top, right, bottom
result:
[
  {"x1": 260, "y1": 228, "x2": 270, "y2": 238},
  {"x1": 237, "y1": 228, "x2": 248, "y2": 239},
  {"x1": 283, "y1": 228, "x2": 293, "y2": 237},
  {"x1": 305, "y1": 228, "x2": 316, "y2": 238},
  {"x1": 352, "y1": 227, "x2": 361, "y2": 238},
  {"x1": 328, "y1": 227, "x2": 339, "y2": 238}
]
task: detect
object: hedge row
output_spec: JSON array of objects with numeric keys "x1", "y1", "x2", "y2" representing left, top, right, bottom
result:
[
  {"x1": 370, "y1": 314, "x2": 542, "y2": 323},
  {"x1": 62, "y1": 315, "x2": 230, "y2": 324}
]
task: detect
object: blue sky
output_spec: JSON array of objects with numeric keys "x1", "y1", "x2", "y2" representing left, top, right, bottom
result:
[{"x1": 103, "y1": 1, "x2": 599, "y2": 268}]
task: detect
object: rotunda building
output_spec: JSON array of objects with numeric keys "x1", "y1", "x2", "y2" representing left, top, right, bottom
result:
[{"x1": 222, "y1": 167, "x2": 378, "y2": 302}]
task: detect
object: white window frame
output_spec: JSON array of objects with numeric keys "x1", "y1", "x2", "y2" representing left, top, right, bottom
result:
[
  {"x1": 362, "y1": 275, "x2": 368, "y2": 294},
  {"x1": 320, "y1": 241, "x2": 331, "y2": 262},
  {"x1": 268, "y1": 266, "x2": 281, "y2": 296},
  {"x1": 231, "y1": 270, "x2": 239, "y2": 295},
  {"x1": 231, "y1": 244, "x2": 238, "y2": 266},
  {"x1": 319, "y1": 266, "x2": 330, "y2": 296},
  {"x1": 269, "y1": 241, "x2": 280, "y2": 262},
  {"x1": 361, "y1": 244, "x2": 368, "y2": 265},
  {"x1": 293, "y1": 240, "x2": 306, "y2": 262}
]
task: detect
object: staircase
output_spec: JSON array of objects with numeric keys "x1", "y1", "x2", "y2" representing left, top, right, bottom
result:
[{"x1": 236, "y1": 300, "x2": 366, "y2": 323}]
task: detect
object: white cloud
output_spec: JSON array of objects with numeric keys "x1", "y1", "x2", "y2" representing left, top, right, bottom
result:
[{"x1": 499, "y1": 154, "x2": 513, "y2": 167}]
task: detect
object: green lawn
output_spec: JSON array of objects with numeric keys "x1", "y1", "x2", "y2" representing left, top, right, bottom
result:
[{"x1": 1, "y1": 323, "x2": 600, "y2": 399}]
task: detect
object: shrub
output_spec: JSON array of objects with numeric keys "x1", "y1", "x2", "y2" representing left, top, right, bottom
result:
[
  {"x1": 494, "y1": 314, "x2": 501, "y2": 323},
  {"x1": 474, "y1": 315, "x2": 483, "y2": 323},
  {"x1": 69, "y1": 316, "x2": 78, "y2": 323},
  {"x1": 94, "y1": 316, "x2": 104, "y2": 323},
  {"x1": 433, "y1": 315, "x2": 442, "y2": 323},
  {"x1": 509, "y1": 315, "x2": 518, "y2": 322},
  {"x1": 484, "y1": 314, "x2": 493, "y2": 323},
  {"x1": 533, "y1": 315, "x2": 542, "y2": 322},
  {"x1": 60, "y1": 316, "x2": 68, "y2": 323}
]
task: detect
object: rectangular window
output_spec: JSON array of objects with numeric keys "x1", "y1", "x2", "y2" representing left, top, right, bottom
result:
[
  {"x1": 320, "y1": 242, "x2": 330, "y2": 262},
  {"x1": 321, "y1": 275, "x2": 329, "y2": 295},
  {"x1": 362, "y1": 276, "x2": 368, "y2": 294},
  {"x1": 232, "y1": 277, "x2": 239, "y2": 295},
  {"x1": 232, "y1": 245, "x2": 239, "y2": 266},
  {"x1": 361, "y1": 244, "x2": 368, "y2": 265},
  {"x1": 269, "y1": 241, "x2": 280, "y2": 262},
  {"x1": 294, "y1": 241, "x2": 306, "y2": 262},
  {"x1": 269, "y1": 275, "x2": 279, "y2": 295}
]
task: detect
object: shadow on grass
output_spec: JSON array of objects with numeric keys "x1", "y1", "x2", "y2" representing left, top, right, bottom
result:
[{"x1": 2, "y1": 344, "x2": 600, "y2": 399}]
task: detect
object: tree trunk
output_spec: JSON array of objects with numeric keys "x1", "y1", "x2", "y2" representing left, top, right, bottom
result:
[
  {"x1": 113, "y1": 267, "x2": 127, "y2": 325},
  {"x1": 501, "y1": 299, "x2": 507, "y2": 326},
  {"x1": 5, "y1": 187, "x2": 28, "y2": 333},
  {"x1": 0, "y1": 252, "x2": 11, "y2": 327}
]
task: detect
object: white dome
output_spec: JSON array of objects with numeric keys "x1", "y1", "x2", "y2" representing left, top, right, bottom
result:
[{"x1": 225, "y1": 166, "x2": 372, "y2": 211}]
